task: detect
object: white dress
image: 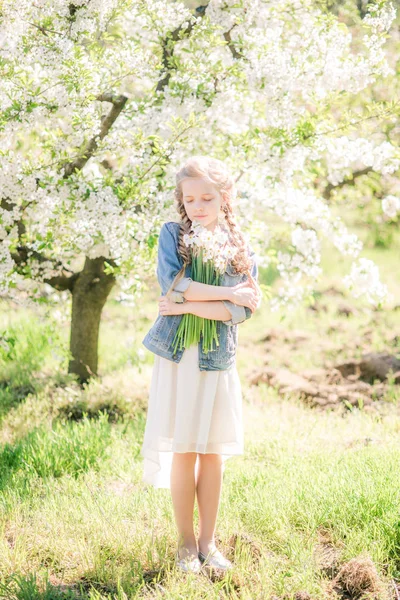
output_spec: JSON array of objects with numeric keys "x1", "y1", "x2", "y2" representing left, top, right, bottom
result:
[{"x1": 141, "y1": 342, "x2": 244, "y2": 489}]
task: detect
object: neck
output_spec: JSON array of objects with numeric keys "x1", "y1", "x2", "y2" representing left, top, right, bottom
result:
[{"x1": 205, "y1": 217, "x2": 218, "y2": 232}]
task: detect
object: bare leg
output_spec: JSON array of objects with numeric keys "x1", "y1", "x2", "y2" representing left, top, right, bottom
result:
[
  {"x1": 195, "y1": 453, "x2": 223, "y2": 555},
  {"x1": 170, "y1": 452, "x2": 198, "y2": 560}
]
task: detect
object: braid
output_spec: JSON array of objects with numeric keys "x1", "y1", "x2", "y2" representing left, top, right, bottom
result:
[
  {"x1": 176, "y1": 201, "x2": 192, "y2": 267},
  {"x1": 223, "y1": 203, "x2": 259, "y2": 294},
  {"x1": 164, "y1": 190, "x2": 192, "y2": 301},
  {"x1": 222, "y1": 203, "x2": 251, "y2": 274}
]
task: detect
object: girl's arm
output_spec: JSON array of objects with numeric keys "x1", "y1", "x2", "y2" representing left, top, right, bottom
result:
[
  {"x1": 182, "y1": 300, "x2": 234, "y2": 321},
  {"x1": 177, "y1": 246, "x2": 258, "y2": 305},
  {"x1": 180, "y1": 281, "x2": 234, "y2": 302},
  {"x1": 178, "y1": 247, "x2": 259, "y2": 324}
]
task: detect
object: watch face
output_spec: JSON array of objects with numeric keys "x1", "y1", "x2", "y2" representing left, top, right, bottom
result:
[{"x1": 170, "y1": 291, "x2": 184, "y2": 303}]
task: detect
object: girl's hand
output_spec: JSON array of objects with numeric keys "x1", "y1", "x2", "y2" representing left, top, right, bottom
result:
[
  {"x1": 230, "y1": 281, "x2": 261, "y2": 313},
  {"x1": 158, "y1": 295, "x2": 187, "y2": 316}
]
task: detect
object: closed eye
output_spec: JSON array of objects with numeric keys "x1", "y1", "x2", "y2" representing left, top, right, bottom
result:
[{"x1": 185, "y1": 198, "x2": 213, "y2": 202}]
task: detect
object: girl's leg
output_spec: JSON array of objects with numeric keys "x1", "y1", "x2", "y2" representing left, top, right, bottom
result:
[
  {"x1": 195, "y1": 453, "x2": 223, "y2": 555},
  {"x1": 170, "y1": 451, "x2": 198, "y2": 559}
]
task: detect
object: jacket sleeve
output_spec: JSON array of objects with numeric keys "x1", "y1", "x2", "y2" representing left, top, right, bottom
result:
[
  {"x1": 221, "y1": 245, "x2": 258, "y2": 326},
  {"x1": 157, "y1": 223, "x2": 193, "y2": 302}
]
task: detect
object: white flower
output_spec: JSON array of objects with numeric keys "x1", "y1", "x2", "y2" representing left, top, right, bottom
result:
[
  {"x1": 382, "y1": 195, "x2": 400, "y2": 219},
  {"x1": 363, "y1": 2, "x2": 397, "y2": 33},
  {"x1": 291, "y1": 228, "x2": 320, "y2": 257},
  {"x1": 343, "y1": 258, "x2": 388, "y2": 305},
  {"x1": 183, "y1": 233, "x2": 193, "y2": 246},
  {"x1": 182, "y1": 221, "x2": 235, "y2": 273}
]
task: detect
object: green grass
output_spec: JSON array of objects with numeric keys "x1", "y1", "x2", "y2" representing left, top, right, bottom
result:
[
  {"x1": 0, "y1": 209, "x2": 399, "y2": 598},
  {"x1": 0, "y1": 389, "x2": 399, "y2": 598}
]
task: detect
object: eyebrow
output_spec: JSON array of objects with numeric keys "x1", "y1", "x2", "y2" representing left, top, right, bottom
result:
[{"x1": 184, "y1": 193, "x2": 214, "y2": 198}]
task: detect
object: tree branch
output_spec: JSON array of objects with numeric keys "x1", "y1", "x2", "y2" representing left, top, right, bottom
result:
[
  {"x1": 62, "y1": 94, "x2": 128, "y2": 177},
  {"x1": 322, "y1": 167, "x2": 374, "y2": 200},
  {"x1": 12, "y1": 246, "x2": 80, "y2": 291}
]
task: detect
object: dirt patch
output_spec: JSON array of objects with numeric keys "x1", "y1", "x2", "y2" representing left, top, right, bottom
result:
[
  {"x1": 249, "y1": 351, "x2": 399, "y2": 411},
  {"x1": 261, "y1": 328, "x2": 311, "y2": 344},
  {"x1": 321, "y1": 285, "x2": 346, "y2": 298},
  {"x1": 313, "y1": 527, "x2": 344, "y2": 579},
  {"x1": 328, "y1": 555, "x2": 388, "y2": 599},
  {"x1": 335, "y1": 353, "x2": 400, "y2": 384},
  {"x1": 227, "y1": 531, "x2": 264, "y2": 563},
  {"x1": 271, "y1": 592, "x2": 315, "y2": 600}
]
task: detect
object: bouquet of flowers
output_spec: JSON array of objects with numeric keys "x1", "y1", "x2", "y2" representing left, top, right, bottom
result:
[{"x1": 171, "y1": 220, "x2": 238, "y2": 355}]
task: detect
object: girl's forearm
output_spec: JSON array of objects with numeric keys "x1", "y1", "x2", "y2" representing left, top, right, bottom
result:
[
  {"x1": 182, "y1": 281, "x2": 233, "y2": 302},
  {"x1": 183, "y1": 300, "x2": 232, "y2": 321}
]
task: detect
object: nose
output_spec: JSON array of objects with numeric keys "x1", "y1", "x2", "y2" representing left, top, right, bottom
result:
[{"x1": 194, "y1": 202, "x2": 205, "y2": 214}]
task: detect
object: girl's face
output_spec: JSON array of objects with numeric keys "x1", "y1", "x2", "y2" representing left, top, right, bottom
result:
[{"x1": 181, "y1": 177, "x2": 223, "y2": 232}]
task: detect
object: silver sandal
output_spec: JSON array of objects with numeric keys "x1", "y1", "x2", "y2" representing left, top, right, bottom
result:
[
  {"x1": 175, "y1": 550, "x2": 202, "y2": 573},
  {"x1": 198, "y1": 547, "x2": 233, "y2": 571}
]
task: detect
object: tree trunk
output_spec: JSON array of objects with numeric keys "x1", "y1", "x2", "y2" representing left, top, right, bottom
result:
[{"x1": 68, "y1": 256, "x2": 116, "y2": 383}]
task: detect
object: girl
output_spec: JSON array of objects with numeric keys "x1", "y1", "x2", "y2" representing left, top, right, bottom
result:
[{"x1": 141, "y1": 155, "x2": 261, "y2": 574}]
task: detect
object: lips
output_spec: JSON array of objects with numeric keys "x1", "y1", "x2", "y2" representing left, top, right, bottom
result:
[{"x1": 194, "y1": 215, "x2": 207, "y2": 218}]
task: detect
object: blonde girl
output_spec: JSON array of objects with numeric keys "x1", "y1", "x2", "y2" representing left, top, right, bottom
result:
[{"x1": 141, "y1": 155, "x2": 261, "y2": 573}]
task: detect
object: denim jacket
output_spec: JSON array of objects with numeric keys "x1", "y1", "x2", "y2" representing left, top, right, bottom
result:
[{"x1": 142, "y1": 221, "x2": 259, "y2": 371}]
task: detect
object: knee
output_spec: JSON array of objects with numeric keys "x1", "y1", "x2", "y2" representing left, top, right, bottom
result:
[
  {"x1": 173, "y1": 452, "x2": 197, "y2": 465},
  {"x1": 198, "y1": 453, "x2": 222, "y2": 465}
]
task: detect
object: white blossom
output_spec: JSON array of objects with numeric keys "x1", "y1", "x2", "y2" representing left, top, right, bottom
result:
[
  {"x1": 363, "y1": 2, "x2": 397, "y2": 33},
  {"x1": 343, "y1": 258, "x2": 388, "y2": 306},
  {"x1": 382, "y1": 195, "x2": 400, "y2": 219}
]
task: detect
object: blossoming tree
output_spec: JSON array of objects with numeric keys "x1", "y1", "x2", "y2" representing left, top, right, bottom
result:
[{"x1": 0, "y1": 0, "x2": 398, "y2": 382}]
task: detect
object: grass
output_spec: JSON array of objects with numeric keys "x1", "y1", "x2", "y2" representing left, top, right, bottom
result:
[{"x1": 0, "y1": 209, "x2": 399, "y2": 599}]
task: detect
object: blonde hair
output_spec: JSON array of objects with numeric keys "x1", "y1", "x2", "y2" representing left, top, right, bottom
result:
[{"x1": 165, "y1": 155, "x2": 259, "y2": 302}]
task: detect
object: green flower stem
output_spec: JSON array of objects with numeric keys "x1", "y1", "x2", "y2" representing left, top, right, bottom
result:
[{"x1": 172, "y1": 246, "x2": 224, "y2": 355}]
